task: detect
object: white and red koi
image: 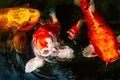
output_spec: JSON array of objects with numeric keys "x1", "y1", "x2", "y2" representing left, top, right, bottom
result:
[
  {"x1": 67, "y1": 20, "x2": 84, "y2": 40},
  {"x1": 32, "y1": 22, "x2": 61, "y2": 57},
  {"x1": 25, "y1": 9, "x2": 74, "y2": 73},
  {"x1": 25, "y1": 12, "x2": 60, "y2": 73},
  {"x1": 80, "y1": 0, "x2": 120, "y2": 64}
]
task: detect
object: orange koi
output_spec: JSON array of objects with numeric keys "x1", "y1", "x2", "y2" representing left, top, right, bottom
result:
[{"x1": 80, "y1": 0, "x2": 120, "y2": 63}]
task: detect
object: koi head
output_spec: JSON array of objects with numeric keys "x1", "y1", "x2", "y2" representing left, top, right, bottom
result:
[
  {"x1": 25, "y1": 22, "x2": 61, "y2": 73},
  {"x1": 32, "y1": 27, "x2": 60, "y2": 58}
]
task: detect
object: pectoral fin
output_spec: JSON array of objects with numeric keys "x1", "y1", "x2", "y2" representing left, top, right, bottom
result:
[
  {"x1": 82, "y1": 44, "x2": 97, "y2": 57},
  {"x1": 12, "y1": 32, "x2": 29, "y2": 54},
  {"x1": 56, "y1": 46, "x2": 74, "y2": 61},
  {"x1": 25, "y1": 57, "x2": 45, "y2": 73},
  {"x1": 116, "y1": 35, "x2": 120, "y2": 53},
  {"x1": 117, "y1": 35, "x2": 120, "y2": 42}
]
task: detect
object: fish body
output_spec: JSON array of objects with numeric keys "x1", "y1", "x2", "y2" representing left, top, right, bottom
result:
[
  {"x1": 0, "y1": 7, "x2": 40, "y2": 53},
  {"x1": 80, "y1": 0, "x2": 119, "y2": 63},
  {"x1": 67, "y1": 20, "x2": 84, "y2": 40},
  {"x1": 0, "y1": 7, "x2": 40, "y2": 31},
  {"x1": 0, "y1": 7, "x2": 40, "y2": 41}
]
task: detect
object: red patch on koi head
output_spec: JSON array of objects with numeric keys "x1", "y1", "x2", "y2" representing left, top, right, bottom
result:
[
  {"x1": 33, "y1": 27, "x2": 52, "y2": 50},
  {"x1": 32, "y1": 22, "x2": 61, "y2": 57}
]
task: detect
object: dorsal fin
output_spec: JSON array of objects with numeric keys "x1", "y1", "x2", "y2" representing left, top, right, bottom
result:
[{"x1": 88, "y1": 0, "x2": 95, "y2": 18}]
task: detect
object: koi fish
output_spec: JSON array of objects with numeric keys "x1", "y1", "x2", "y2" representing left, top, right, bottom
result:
[
  {"x1": 0, "y1": 7, "x2": 40, "y2": 53},
  {"x1": 0, "y1": 7, "x2": 40, "y2": 33},
  {"x1": 67, "y1": 20, "x2": 84, "y2": 40},
  {"x1": 80, "y1": 0, "x2": 120, "y2": 64},
  {"x1": 25, "y1": 8, "x2": 74, "y2": 73}
]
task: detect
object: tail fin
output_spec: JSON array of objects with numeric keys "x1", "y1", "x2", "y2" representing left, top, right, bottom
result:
[
  {"x1": 12, "y1": 32, "x2": 29, "y2": 54},
  {"x1": 25, "y1": 57, "x2": 45, "y2": 73}
]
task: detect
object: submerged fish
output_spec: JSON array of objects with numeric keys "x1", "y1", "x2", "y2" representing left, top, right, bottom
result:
[
  {"x1": 25, "y1": 9, "x2": 74, "y2": 73},
  {"x1": 67, "y1": 20, "x2": 84, "y2": 40},
  {"x1": 0, "y1": 7, "x2": 40, "y2": 53},
  {"x1": 80, "y1": 0, "x2": 120, "y2": 64}
]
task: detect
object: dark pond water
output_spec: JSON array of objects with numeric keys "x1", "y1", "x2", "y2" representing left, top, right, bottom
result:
[
  {"x1": 0, "y1": 26, "x2": 120, "y2": 80},
  {"x1": 0, "y1": 0, "x2": 120, "y2": 80},
  {"x1": 0, "y1": 45, "x2": 77, "y2": 80}
]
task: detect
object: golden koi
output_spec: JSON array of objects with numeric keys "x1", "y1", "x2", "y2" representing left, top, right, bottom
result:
[{"x1": 0, "y1": 7, "x2": 40, "y2": 53}]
